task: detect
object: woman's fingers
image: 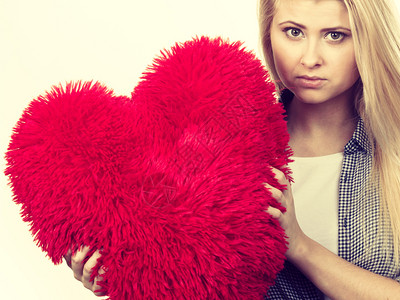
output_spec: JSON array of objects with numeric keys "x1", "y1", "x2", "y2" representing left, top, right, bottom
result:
[
  {"x1": 82, "y1": 250, "x2": 102, "y2": 289},
  {"x1": 64, "y1": 248, "x2": 72, "y2": 268},
  {"x1": 271, "y1": 167, "x2": 289, "y2": 186},
  {"x1": 93, "y1": 267, "x2": 107, "y2": 297},
  {"x1": 266, "y1": 206, "x2": 283, "y2": 219},
  {"x1": 65, "y1": 246, "x2": 107, "y2": 297},
  {"x1": 264, "y1": 182, "x2": 285, "y2": 204},
  {"x1": 71, "y1": 246, "x2": 91, "y2": 281},
  {"x1": 264, "y1": 166, "x2": 291, "y2": 217},
  {"x1": 264, "y1": 166, "x2": 305, "y2": 257}
]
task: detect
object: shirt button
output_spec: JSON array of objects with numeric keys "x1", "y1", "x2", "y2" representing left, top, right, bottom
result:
[{"x1": 343, "y1": 218, "x2": 348, "y2": 228}]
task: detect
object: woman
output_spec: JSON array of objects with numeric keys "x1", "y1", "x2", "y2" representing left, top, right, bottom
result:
[
  {"x1": 66, "y1": 0, "x2": 400, "y2": 298},
  {"x1": 262, "y1": 0, "x2": 400, "y2": 298}
]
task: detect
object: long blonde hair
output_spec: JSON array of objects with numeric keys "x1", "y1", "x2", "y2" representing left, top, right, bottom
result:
[{"x1": 258, "y1": 0, "x2": 400, "y2": 261}]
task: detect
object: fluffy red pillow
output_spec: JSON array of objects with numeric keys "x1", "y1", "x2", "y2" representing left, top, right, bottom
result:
[{"x1": 5, "y1": 36, "x2": 291, "y2": 299}]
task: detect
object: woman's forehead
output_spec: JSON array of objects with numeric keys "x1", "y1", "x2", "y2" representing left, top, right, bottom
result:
[{"x1": 273, "y1": 0, "x2": 350, "y2": 29}]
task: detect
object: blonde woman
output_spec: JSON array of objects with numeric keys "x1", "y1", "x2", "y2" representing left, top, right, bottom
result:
[
  {"x1": 67, "y1": 0, "x2": 400, "y2": 299},
  {"x1": 262, "y1": 0, "x2": 400, "y2": 299}
]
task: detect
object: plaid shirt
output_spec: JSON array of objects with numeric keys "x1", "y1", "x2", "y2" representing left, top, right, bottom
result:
[{"x1": 266, "y1": 118, "x2": 400, "y2": 299}]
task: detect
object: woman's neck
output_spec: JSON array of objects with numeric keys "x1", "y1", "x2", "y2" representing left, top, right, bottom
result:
[{"x1": 287, "y1": 95, "x2": 358, "y2": 157}]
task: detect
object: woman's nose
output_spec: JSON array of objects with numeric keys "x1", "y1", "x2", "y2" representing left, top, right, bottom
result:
[{"x1": 300, "y1": 40, "x2": 323, "y2": 68}]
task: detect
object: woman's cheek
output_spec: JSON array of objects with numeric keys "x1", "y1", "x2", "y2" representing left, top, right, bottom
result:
[
  {"x1": 273, "y1": 50, "x2": 294, "y2": 87},
  {"x1": 271, "y1": 30, "x2": 298, "y2": 87}
]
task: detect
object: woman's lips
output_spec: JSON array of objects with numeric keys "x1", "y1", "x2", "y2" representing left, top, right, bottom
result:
[{"x1": 296, "y1": 76, "x2": 326, "y2": 89}]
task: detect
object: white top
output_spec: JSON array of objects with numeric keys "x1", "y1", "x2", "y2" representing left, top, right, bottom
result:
[
  {"x1": 289, "y1": 152, "x2": 344, "y2": 255},
  {"x1": 289, "y1": 153, "x2": 344, "y2": 300}
]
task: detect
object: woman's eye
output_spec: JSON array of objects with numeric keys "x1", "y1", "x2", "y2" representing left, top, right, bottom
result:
[
  {"x1": 284, "y1": 28, "x2": 303, "y2": 39},
  {"x1": 326, "y1": 32, "x2": 346, "y2": 42}
]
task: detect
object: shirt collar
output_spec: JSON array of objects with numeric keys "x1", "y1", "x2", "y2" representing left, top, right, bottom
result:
[{"x1": 344, "y1": 118, "x2": 373, "y2": 155}]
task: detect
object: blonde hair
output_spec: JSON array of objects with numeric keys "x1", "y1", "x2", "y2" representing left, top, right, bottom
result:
[{"x1": 258, "y1": 0, "x2": 400, "y2": 261}]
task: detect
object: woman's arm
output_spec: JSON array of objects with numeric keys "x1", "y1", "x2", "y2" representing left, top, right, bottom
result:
[{"x1": 265, "y1": 168, "x2": 400, "y2": 300}]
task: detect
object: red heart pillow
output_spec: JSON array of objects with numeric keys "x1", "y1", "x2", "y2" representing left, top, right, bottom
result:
[{"x1": 5, "y1": 36, "x2": 291, "y2": 299}]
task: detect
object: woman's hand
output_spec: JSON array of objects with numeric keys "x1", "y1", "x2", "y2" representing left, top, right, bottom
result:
[
  {"x1": 264, "y1": 167, "x2": 306, "y2": 260},
  {"x1": 64, "y1": 246, "x2": 107, "y2": 297}
]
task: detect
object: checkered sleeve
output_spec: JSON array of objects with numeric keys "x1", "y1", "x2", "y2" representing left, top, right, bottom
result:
[
  {"x1": 338, "y1": 119, "x2": 400, "y2": 282},
  {"x1": 266, "y1": 261, "x2": 323, "y2": 299}
]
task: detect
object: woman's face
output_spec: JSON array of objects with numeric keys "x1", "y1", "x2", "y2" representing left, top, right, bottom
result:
[{"x1": 270, "y1": 0, "x2": 360, "y2": 105}]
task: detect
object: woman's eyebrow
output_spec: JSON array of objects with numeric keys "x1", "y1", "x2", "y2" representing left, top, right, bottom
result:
[
  {"x1": 323, "y1": 26, "x2": 352, "y2": 33},
  {"x1": 278, "y1": 21, "x2": 306, "y2": 29},
  {"x1": 278, "y1": 20, "x2": 351, "y2": 32}
]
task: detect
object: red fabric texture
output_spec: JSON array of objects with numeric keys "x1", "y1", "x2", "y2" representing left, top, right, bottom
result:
[{"x1": 5, "y1": 36, "x2": 291, "y2": 299}]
